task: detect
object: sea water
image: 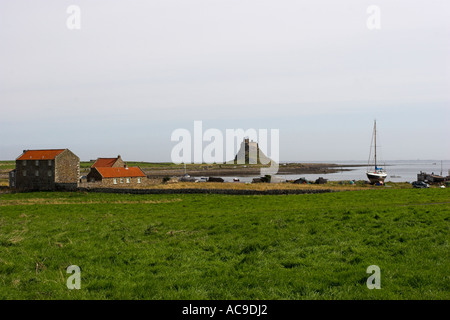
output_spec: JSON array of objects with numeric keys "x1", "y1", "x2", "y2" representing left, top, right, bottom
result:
[{"x1": 204, "y1": 160, "x2": 450, "y2": 183}]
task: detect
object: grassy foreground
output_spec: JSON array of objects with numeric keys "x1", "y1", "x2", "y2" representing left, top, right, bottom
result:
[{"x1": 0, "y1": 189, "x2": 449, "y2": 300}]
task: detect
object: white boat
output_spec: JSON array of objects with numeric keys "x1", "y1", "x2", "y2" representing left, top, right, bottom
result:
[{"x1": 366, "y1": 120, "x2": 387, "y2": 184}]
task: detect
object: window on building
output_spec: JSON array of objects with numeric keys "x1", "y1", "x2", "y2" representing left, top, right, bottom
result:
[
  {"x1": 137, "y1": 178, "x2": 141, "y2": 184},
  {"x1": 126, "y1": 178, "x2": 130, "y2": 183},
  {"x1": 120, "y1": 178, "x2": 124, "y2": 183},
  {"x1": 113, "y1": 178, "x2": 117, "y2": 184},
  {"x1": 23, "y1": 171, "x2": 26, "y2": 176},
  {"x1": 35, "y1": 160, "x2": 39, "y2": 166},
  {"x1": 35, "y1": 170, "x2": 39, "y2": 176},
  {"x1": 48, "y1": 160, "x2": 52, "y2": 166},
  {"x1": 11, "y1": 171, "x2": 14, "y2": 178},
  {"x1": 48, "y1": 171, "x2": 52, "y2": 177},
  {"x1": 23, "y1": 160, "x2": 26, "y2": 166},
  {"x1": 11, "y1": 181, "x2": 15, "y2": 187}
]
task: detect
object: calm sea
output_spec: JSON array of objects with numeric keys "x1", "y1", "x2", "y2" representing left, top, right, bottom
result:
[{"x1": 200, "y1": 160, "x2": 450, "y2": 183}]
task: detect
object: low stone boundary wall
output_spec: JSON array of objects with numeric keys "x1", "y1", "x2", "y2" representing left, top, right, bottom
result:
[
  {"x1": 77, "y1": 187, "x2": 335, "y2": 195},
  {"x1": 55, "y1": 183, "x2": 78, "y2": 191}
]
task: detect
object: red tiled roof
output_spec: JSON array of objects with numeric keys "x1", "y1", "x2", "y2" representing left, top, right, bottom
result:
[
  {"x1": 17, "y1": 149, "x2": 65, "y2": 160},
  {"x1": 91, "y1": 158, "x2": 119, "y2": 168},
  {"x1": 95, "y1": 167, "x2": 146, "y2": 178}
]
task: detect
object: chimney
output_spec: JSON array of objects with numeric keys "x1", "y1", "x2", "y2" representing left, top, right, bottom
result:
[{"x1": 124, "y1": 163, "x2": 128, "y2": 169}]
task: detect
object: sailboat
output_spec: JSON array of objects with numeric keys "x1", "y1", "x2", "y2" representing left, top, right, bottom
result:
[{"x1": 366, "y1": 120, "x2": 387, "y2": 184}]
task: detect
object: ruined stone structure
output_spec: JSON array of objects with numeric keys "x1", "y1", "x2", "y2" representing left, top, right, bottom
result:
[
  {"x1": 417, "y1": 171, "x2": 447, "y2": 183},
  {"x1": 233, "y1": 138, "x2": 272, "y2": 164},
  {"x1": 11, "y1": 149, "x2": 80, "y2": 191},
  {"x1": 86, "y1": 166, "x2": 146, "y2": 187}
]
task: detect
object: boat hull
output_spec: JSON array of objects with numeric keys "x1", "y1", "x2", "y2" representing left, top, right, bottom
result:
[{"x1": 366, "y1": 171, "x2": 387, "y2": 184}]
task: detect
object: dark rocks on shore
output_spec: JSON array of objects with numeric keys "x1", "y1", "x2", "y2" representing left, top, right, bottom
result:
[
  {"x1": 293, "y1": 178, "x2": 308, "y2": 184},
  {"x1": 315, "y1": 177, "x2": 328, "y2": 184},
  {"x1": 252, "y1": 175, "x2": 271, "y2": 183}
]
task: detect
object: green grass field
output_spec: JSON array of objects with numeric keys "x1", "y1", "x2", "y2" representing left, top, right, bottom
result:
[{"x1": 0, "y1": 189, "x2": 449, "y2": 299}]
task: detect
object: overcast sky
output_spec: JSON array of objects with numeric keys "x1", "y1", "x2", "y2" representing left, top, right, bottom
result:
[{"x1": 1, "y1": 0, "x2": 449, "y2": 162}]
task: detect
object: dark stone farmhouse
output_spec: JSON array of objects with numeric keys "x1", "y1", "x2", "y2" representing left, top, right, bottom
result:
[
  {"x1": 91, "y1": 155, "x2": 125, "y2": 168},
  {"x1": 10, "y1": 149, "x2": 80, "y2": 191},
  {"x1": 86, "y1": 166, "x2": 146, "y2": 186}
]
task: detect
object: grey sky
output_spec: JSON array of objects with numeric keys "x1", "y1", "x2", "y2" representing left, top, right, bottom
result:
[{"x1": 1, "y1": 0, "x2": 449, "y2": 162}]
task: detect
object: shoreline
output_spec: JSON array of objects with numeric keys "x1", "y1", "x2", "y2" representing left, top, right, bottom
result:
[
  {"x1": 140, "y1": 163, "x2": 367, "y2": 178},
  {"x1": 0, "y1": 161, "x2": 374, "y2": 184}
]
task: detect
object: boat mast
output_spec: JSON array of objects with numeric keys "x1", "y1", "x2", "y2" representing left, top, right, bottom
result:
[{"x1": 374, "y1": 120, "x2": 377, "y2": 170}]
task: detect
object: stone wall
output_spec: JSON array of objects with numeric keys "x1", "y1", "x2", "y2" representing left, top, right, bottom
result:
[
  {"x1": 77, "y1": 187, "x2": 335, "y2": 195},
  {"x1": 15, "y1": 159, "x2": 56, "y2": 191},
  {"x1": 112, "y1": 156, "x2": 125, "y2": 168},
  {"x1": 99, "y1": 176, "x2": 146, "y2": 187},
  {"x1": 86, "y1": 168, "x2": 102, "y2": 182},
  {"x1": 55, "y1": 183, "x2": 78, "y2": 191},
  {"x1": 80, "y1": 176, "x2": 152, "y2": 188},
  {"x1": 55, "y1": 150, "x2": 80, "y2": 184}
]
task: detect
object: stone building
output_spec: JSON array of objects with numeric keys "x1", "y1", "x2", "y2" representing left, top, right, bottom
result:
[
  {"x1": 91, "y1": 155, "x2": 125, "y2": 168},
  {"x1": 417, "y1": 171, "x2": 446, "y2": 183},
  {"x1": 86, "y1": 166, "x2": 146, "y2": 186},
  {"x1": 9, "y1": 169, "x2": 16, "y2": 189},
  {"x1": 11, "y1": 149, "x2": 80, "y2": 191},
  {"x1": 233, "y1": 138, "x2": 272, "y2": 164}
]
